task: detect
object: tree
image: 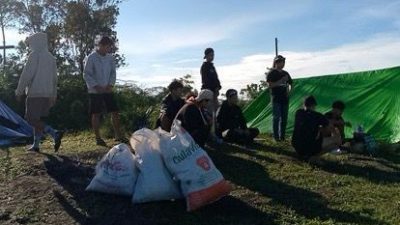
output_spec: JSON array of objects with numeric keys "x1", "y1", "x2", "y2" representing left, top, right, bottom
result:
[
  {"x1": 0, "y1": 0, "x2": 18, "y2": 67},
  {"x1": 240, "y1": 80, "x2": 267, "y2": 100}
]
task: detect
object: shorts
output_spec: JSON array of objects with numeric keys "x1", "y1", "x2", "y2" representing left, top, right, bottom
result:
[
  {"x1": 89, "y1": 93, "x2": 119, "y2": 114},
  {"x1": 25, "y1": 97, "x2": 53, "y2": 122}
]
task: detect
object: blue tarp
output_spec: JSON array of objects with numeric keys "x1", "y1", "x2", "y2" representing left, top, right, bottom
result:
[{"x1": 0, "y1": 101, "x2": 33, "y2": 146}]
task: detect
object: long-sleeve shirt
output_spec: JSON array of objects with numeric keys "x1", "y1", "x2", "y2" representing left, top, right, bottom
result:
[
  {"x1": 216, "y1": 101, "x2": 247, "y2": 134},
  {"x1": 200, "y1": 61, "x2": 221, "y2": 91},
  {"x1": 83, "y1": 52, "x2": 116, "y2": 93}
]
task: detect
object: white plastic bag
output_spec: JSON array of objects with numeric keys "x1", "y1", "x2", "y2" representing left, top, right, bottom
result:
[
  {"x1": 86, "y1": 143, "x2": 137, "y2": 196},
  {"x1": 160, "y1": 121, "x2": 231, "y2": 211},
  {"x1": 130, "y1": 128, "x2": 182, "y2": 203}
]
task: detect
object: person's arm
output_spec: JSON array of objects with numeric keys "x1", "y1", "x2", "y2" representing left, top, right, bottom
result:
[
  {"x1": 107, "y1": 56, "x2": 117, "y2": 92},
  {"x1": 83, "y1": 55, "x2": 102, "y2": 92},
  {"x1": 15, "y1": 53, "x2": 38, "y2": 96},
  {"x1": 201, "y1": 63, "x2": 212, "y2": 89},
  {"x1": 287, "y1": 73, "x2": 293, "y2": 93}
]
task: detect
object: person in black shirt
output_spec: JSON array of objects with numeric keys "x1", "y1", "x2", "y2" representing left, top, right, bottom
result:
[
  {"x1": 325, "y1": 100, "x2": 352, "y2": 143},
  {"x1": 216, "y1": 89, "x2": 259, "y2": 144},
  {"x1": 175, "y1": 89, "x2": 213, "y2": 148},
  {"x1": 292, "y1": 96, "x2": 342, "y2": 159},
  {"x1": 156, "y1": 80, "x2": 185, "y2": 132},
  {"x1": 266, "y1": 55, "x2": 293, "y2": 141},
  {"x1": 201, "y1": 48, "x2": 221, "y2": 110}
]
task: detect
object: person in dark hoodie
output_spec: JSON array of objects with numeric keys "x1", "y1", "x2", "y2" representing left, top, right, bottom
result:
[
  {"x1": 175, "y1": 89, "x2": 213, "y2": 148},
  {"x1": 200, "y1": 47, "x2": 221, "y2": 112},
  {"x1": 156, "y1": 80, "x2": 185, "y2": 132},
  {"x1": 216, "y1": 89, "x2": 259, "y2": 144},
  {"x1": 15, "y1": 32, "x2": 63, "y2": 152}
]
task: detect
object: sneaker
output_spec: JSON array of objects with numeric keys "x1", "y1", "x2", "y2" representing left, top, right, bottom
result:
[
  {"x1": 96, "y1": 138, "x2": 107, "y2": 146},
  {"x1": 27, "y1": 147, "x2": 40, "y2": 152},
  {"x1": 54, "y1": 131, "x2": 64, "y2": 152}
]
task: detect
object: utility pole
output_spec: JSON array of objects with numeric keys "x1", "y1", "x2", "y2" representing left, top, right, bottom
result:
[{"x1": 275, "y1": 37, "x2": 278, "y2": 56}]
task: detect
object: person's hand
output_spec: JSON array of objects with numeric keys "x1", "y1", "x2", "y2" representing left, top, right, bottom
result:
[
  {"x1": 49, "y1": 97, "x2": 57, "y2": 107},
  {"x1": 16, "y1": 95, "x2": 22, "y2": 102},
  {"x1": 105, "y1": 85, "x2": 113, "y2": 93},
  {"x1": 281, "y1": 75, "x2": 289, "y2": 83},
  {"x1": 94, "y1": 85, "x2": 105, "y2": 93}
]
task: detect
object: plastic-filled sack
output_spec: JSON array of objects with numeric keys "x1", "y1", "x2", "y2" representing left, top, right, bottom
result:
[
  {"x1": 86, "y1": 143, "x2": 137, "y2": 196},
  {"x1": 130, "y1": 128, "x2": 182, "y2": 203},
  {"x1": 160, "y1": 121, "x2": 231, "y2": 211}
]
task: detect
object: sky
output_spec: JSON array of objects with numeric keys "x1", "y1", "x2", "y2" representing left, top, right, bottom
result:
[{"x1": 4, "y1": 0, "x2": 400, "y2": 95}]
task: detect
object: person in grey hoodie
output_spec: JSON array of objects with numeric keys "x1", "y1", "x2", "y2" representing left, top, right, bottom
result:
[
  {"x1": 83, "y1": 36, "x2": 126, "y2": 146},
  {"x1": 15, "y1": 32, "x2": 63, "y2": 152}
]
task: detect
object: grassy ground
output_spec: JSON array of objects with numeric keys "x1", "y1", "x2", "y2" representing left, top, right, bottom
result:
[{"x1": 0, "y1": 132, "x2": 399, "y2": 225}]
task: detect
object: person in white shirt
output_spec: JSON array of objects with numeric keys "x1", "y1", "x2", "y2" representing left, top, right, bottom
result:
[
  {"x1": 15, "y1": 32, "x2": 63, "y2": 152},
  {"x1": 83, "y1": 36, "x2": 126, "y2": 146}
]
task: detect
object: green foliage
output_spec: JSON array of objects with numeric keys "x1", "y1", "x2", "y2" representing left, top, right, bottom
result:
[{"x1": 240, "y1": 80, "x2": 267, "y2": 101}]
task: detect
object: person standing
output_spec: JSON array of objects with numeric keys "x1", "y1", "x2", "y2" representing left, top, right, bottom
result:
[
  {"x1": 266, "y1": 55, "x2": 293, "y2": 141},
  {"x1": 200, "y1": 48, "x2": 222, "y2": 142},
  {"x1": 83, "y1": 36, "x2": 126, "y2": 146},
  {"x1": 15, "y1": 32, "x2": 63, "y2": 152}
]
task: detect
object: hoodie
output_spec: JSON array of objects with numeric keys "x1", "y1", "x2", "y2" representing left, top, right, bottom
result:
[
  {"x1": 15, "y1": 32, "x2": 58, "y2": 98},
  {"x1": 83, "y1": 51, "x2": 116, "y2": 94}
]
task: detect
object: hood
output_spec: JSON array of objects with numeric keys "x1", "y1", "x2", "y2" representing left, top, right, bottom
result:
[{"x1": 27, "y1": 32, "x2": 48, "y2": 52}]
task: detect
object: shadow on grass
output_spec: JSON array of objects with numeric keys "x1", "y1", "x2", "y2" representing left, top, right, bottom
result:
[
  {"x1": 312, "y1": 158, "x2": 400, "y2": 184},
  {"x1": 207, "y1": 145, "x2": 389, "y2": 225},
  {"x1": 43, "y1": 152, "x2": 276, "y2": 225}
]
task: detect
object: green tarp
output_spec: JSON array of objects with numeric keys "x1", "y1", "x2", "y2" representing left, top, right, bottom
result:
[{"x1": 243, "y1": 66, "x2": 400, "y2": 143}]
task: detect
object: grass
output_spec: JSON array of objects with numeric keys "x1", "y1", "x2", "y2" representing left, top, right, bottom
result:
[{"x1": 0, "y1": 132, "x2": 399, "y2": 225}]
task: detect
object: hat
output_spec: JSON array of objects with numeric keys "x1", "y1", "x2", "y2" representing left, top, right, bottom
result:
[
  {"x1": 226, "y1": 89, "x2": 238, "y2": 98},
  {"x1": 203, "y1": 47, "x2": 214, "y2": 59},
  {"x1": 196, "y1": 89, "x2": 214, "y2": 102},
  {"x1": 274, "y1": 55, "x2": 285, "y2": 62}
]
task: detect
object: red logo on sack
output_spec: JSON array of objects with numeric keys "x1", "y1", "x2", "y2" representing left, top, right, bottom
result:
[{"x1": 196, "y1": 156, "x2": 211, "y2": 171}]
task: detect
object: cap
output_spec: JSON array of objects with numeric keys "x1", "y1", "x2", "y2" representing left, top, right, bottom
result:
[
  {"x1": 203, "y1": 47, "x2": 214, "y2": 59},
  {"x1": 196, "y1": 89, "x2": 214, "y2": 102},
  {"x1": 274, "y1": 55, "x2": 286, "y2": 62},
  {"x1": 226, "y1": 89, "x2": 238, "y2": 98}
]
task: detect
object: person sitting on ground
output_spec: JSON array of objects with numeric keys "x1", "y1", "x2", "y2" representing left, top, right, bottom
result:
[
  {"x1": 175, "y1": 89, "x2": 213, "y2": 148},
  {"x1": 325, "y1": 100, "x2": 351, "y2": 143},
  {"x1": 156, "y1": 80, "x2": 185, "y2": 132},
  {"x1": 216, "y1": 89, "x2": 259, "y2": 144},
  {"x1": 291, "y1": 96, "x2": 342, "y2": 160}
]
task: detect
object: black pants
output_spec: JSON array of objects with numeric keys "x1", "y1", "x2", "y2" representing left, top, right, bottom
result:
[{"x1": 222, "y1": 128, "x2": 259, "y2": 144}]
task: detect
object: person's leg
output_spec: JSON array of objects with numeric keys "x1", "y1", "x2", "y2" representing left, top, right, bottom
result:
[
  {"x1": 25, "y1": 98, "x2": 45, "y2": 151},
  {"x1": 111, "y1": 111, "x2": 125, "y2": 140},
  {"x1": 247, "y1": 128, "x2": 260, "y2": 141},
  {"x1": 28, "y1": 119, "x2": 44, "y2": 151},
  {"x1": 91, "y1": 113, "x2": 101, "y2": 139},
  {"x1": 272, "y1": 102, "x2": 281, "y2": 141},
  {"x1": 280, "y1": 102, "x2": 289, "y2": 141},
  {"x1": 103, "y1": 93, "x2": 125, "y2": 141}
]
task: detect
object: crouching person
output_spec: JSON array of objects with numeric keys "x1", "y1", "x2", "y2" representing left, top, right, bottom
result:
[
  {"x1": 291, "y1": 96, "x2": 341, "y2": 160},
  {"x1": 216, "y1": 89, "x2": 259, "y2": 144},
  {"x1": 175, "y1": 89, "x2": 213, "y2": 148}
]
